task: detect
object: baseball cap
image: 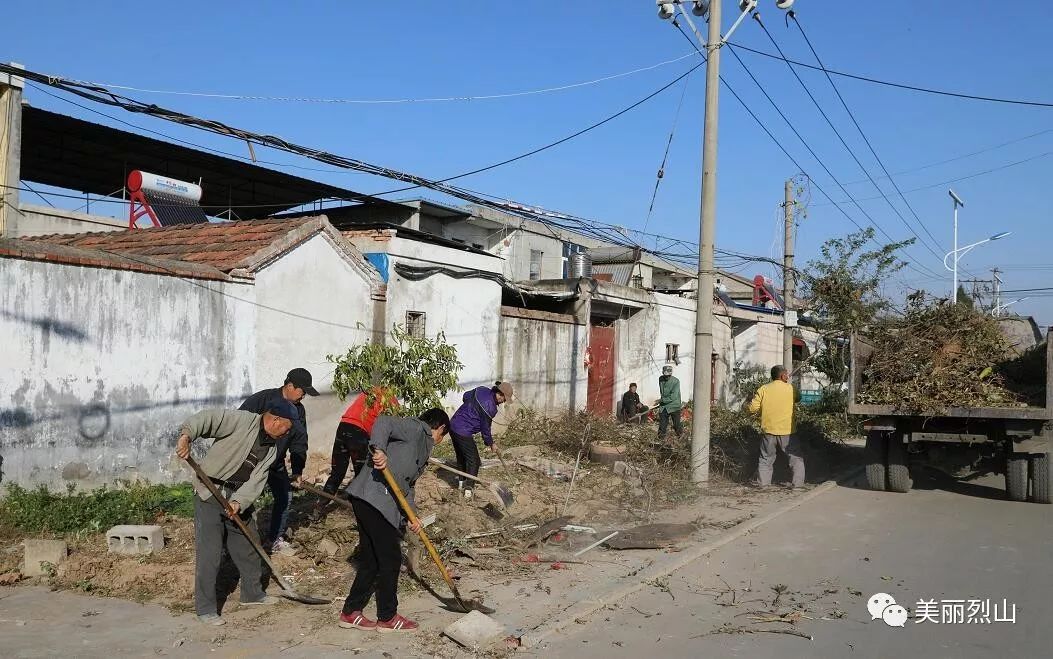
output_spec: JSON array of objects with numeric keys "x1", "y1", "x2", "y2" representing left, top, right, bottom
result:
[
  {"x1": 266, "y1": 399, "x2": 300, "y2": 422},
  {"x1": 286, "y1": 368, "x2": 319, "y2": 396},
  {"x1": 495, "y1": 381, "x2": 514, "y2": 400}
]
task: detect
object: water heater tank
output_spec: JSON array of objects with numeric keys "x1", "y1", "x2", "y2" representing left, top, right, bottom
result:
[
  {"x1": 127, "y1": 170, "x2": 203, "y2": 202},
  {"x1": 568, "y1": 252, "x2": 592, "y2": 279}
]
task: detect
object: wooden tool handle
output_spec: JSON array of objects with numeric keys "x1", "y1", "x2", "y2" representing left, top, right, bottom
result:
[
  {"x1": 428, "y1": 458, "x2": 490, "y2": 485},
  {"x1": 376, "y1": 465, "x2": 459, "y2": 595},
  {"x1": 185, "y1": 456, "x2": 294, "y2": 592},
  {"x1": 300, "y1": 482, "x2": 355, "y2": 511}
]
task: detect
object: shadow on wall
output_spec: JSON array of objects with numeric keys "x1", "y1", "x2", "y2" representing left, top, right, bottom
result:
[
  {"x1": 0, "y1": 394, "x2": 243, "y2": 446},
  {"x1": 0, "y1": 309, "x2": 90, "y2": 342}
]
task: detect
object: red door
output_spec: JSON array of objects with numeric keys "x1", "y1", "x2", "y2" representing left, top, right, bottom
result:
[{"x1": 587, "y1": 324, "x2": 616, "y2": 415}]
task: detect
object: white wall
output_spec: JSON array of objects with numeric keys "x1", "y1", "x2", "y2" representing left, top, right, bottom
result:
[
  {"x1": 614, "y1": 294, "x2": 697, "y2": 410},
  {"x1": 0, "y1": 257, "x2": 255, "y2": 487},
  {"x1": 252, "y1": 233, "x2": 377, "y2": 452},
  {"x1": 491, "y1": 229, "x2": 565, "y2": 282},
  {"x1": 497, "y1": 310, "x2": 587, "y2": 416},
  {"x1": 348, "y1": 234, "x2": 504, "y2": 413}
]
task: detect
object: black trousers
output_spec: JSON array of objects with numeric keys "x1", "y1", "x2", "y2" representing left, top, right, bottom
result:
[
  {"x1": 324, "y1": 422, "x2": 371, "y2": 494},
  {"x1": 343, "y1": 497, "x2": 402, "y2": 620},
  {"x1": 658, "y1": 409, "x2": 683, "y2": 439},
  {"x1": 451, "y1": 431, "x2": 481, "y2": 478}
]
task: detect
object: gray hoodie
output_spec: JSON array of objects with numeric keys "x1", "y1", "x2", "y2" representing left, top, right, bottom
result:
[{"x1": 347, "y1": 416, "x2": 434, "y2": 530}]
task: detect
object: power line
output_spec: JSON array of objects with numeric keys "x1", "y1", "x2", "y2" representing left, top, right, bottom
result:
[
  {"x1": 76, "y1": 53, "x2": 700, "y2": 104},
  {"x1": 642, "y1": 73, "x2": 693, "y2": 234},
  {"x1": 727, "y1": 41, "x2": 1053, "y2": 109},
  {"x1": 752, "y1": 14, "x2": 945, "y2": 262},
  {"x1": 670, "y1": 22, "x2": 942, "y2": 282},
  {"x1": 791, "y1": 12, "x2": 944, "y2": 251},
  {"x1": 814, "y1": 151, "x2": 1053, "y2": 205},
  {"x1": 842, "y1": 128, "x2": 1053, "y2": 185}
]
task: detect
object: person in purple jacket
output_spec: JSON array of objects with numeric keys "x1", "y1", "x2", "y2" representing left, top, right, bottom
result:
[{"x1": 448, "y1": 381, "x2": 514, "y2": 499}]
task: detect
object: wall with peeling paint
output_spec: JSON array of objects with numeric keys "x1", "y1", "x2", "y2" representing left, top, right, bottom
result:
[
  {"x1": 497, "y1": 311, "x2": 587, "y2": 416},
  {"x1": 0, "y1": 257, "x2": 256, "y2": 488},
  {"x1": 615, "y1": 294, "x2": 698, "y2": 410}
]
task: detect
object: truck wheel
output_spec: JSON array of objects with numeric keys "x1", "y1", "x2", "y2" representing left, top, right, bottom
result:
[
  {"x1": 886, "y1": 434, "x2": 912, "y2": 493},
  {"x1": 864, "y1": 431, "x2": 887, "y2": 491},
  {"x1": 1005, "y1": 453, "x2": 1029, "y2": 502},
  {"x1": 1031, "y1": 453, "x2": 1051, "y2": 504}
]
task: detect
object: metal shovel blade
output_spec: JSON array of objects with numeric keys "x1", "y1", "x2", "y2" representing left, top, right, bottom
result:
[{"x1": 278, "y1": 589, "x2": 330, "y2": 605}]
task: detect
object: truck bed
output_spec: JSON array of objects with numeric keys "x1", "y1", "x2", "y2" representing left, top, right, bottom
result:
[{"x1": 848, "y1": 328, "x2": 1053, "y2": 421}]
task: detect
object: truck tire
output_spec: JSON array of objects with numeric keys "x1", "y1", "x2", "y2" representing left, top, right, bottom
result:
[
  {"x1": 1031, "y1": 453, "x2": 1051, "y2": 504},
  {"x1": 1005, "y1": 453, "x2": 1029, "y2": 502},
  {"x1": 864, "y1": 431, "x2": 888, "y2": 491},
  {"x1": 886, "y1": 433, "x2": 912, "y2": 493}
]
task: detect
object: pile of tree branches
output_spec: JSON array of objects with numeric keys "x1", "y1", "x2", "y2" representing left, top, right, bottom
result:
[{"x1": 857, "y1": 303, "x2": 1042, "y2": 413}]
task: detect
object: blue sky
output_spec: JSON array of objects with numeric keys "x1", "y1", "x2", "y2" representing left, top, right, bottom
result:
[{"x1": 4, "y1": 2, "x2": 1052, "y2": 323}]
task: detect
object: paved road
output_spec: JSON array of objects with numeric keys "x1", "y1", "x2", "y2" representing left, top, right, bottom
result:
[{"x1": 544, "y1": 469, "x2": 1051, "y2": 658}]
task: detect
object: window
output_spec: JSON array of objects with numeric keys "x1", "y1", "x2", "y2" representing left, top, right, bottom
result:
[
  {"x1": 406, "y1": 311, "x2": 426, "y2": 338},
  {"x1": 529, "y1": 249, "x2": 543, "y2": 281},
  {"x1": 665, "y1": 343, "x2": 680, "y2": 364}
]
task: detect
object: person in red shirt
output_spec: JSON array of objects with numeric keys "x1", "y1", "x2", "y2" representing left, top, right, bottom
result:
[{"x1": 323, "y1": 387, "x2": 399, "y2": 495}]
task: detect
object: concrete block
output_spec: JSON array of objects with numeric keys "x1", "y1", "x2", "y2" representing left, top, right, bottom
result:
[
  {"x1": 106, "y1": 525, "x2": 164, "y2": 555},
  {"x1": 443, "y1": 610, "x2": 506, "y2": 648},
  {"x1": 23, "y1": 539, "x2": 67, "y2": 576},
  {"x1": 589, "y1": 442, "x2": 626, "y2": 466}
]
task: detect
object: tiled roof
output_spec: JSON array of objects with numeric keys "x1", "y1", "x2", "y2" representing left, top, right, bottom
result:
[
  {"x1": 24, "y1": 217, "x2": 321, "y2": 273},
  {"x1": 0, "y1": 238, "x2": 231, "y2": 281}
]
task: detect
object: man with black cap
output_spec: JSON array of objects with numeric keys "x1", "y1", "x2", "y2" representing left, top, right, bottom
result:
[
  {"x1": 240, "y1": 368, "x2": 319, "y2": 553},
  {"x1": 175, "y1": 399, "x2": 299, "y2": 626}
]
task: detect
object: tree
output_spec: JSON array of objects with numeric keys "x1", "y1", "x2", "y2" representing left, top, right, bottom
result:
[
  {"x1": 327, "y1": 325, "x2": 463, "y2": 416},
  {"x1": 799, "y1": 227, "x2": 914, "y2": 387},
  {"x1": 956, "y1": 284, "x2": 975, "y2": 309}
]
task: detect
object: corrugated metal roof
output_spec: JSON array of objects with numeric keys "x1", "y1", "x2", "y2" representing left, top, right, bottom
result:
[{"x1": 591, "y1": 263, "x2": 635, "y2": 286}]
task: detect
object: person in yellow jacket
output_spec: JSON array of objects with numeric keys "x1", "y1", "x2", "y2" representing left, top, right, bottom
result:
[{"x1": 748, "y1": 365, "x2": 804, "y2": 488}]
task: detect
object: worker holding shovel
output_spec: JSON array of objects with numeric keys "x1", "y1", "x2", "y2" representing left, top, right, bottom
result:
[
  {"x1": 448, "y1": 381, "x2": 513, "y2": 500},
  {"x1": 338, "y1": 408, "x2": 451, "y2": 633},
  {"x1": 174, "y1": 400, "x2": 299, "y2": 626}
]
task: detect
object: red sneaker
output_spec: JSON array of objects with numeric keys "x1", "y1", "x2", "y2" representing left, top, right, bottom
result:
[
  {"x1": 376, "y1": 614, "x2": 419, "y2": 633},
  {"x1": 339, "y1": 610, "x2": 377, "y2": 630}
]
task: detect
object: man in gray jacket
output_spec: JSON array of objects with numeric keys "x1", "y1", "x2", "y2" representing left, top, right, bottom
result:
[
  {"x1": 175, "y1": 400, "x2": 298, "y2": 626},
  {"x1": 339, "y1": 408, "x2": 450, "y2": 633}
]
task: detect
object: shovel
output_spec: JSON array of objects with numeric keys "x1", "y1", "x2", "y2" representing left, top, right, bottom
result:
[
  {"x1": 428, "y1": 458, "x2": 514, "y2": 509},
  {"x1": 184, "y1": 456, "x2": 329, "y2": 605},
  {"x1": 374, "y1": 461, "x2": 474, "y2": 613}
]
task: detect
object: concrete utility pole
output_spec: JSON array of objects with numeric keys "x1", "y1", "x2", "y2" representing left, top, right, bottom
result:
[
  {"x1": 0, "y1": 63, "x2": 24, "y2": 238},
  {"x1": 686, "y1": 0, "x2": 722, "y2": 484},
  {"x1": 992, "y1": 268, "x2": 1002, "y2": 316},
  {"x1": 949, "y1": 189, "x2": 965, "y2": 304},
  {"x1": 782, "y1": 179, "x2": 795, "y2": 373}
]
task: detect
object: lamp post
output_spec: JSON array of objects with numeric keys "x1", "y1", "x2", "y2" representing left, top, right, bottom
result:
[
  {"x1": 994, "y1": 297, "x2": 1029, "y2": 317},
  {"x1": 943, "y1": 231, "x2": 1011, "y2": 302}
]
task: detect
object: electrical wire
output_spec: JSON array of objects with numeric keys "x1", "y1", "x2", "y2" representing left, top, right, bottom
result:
[
  {"x1": 722, "y1": 41, "x2": 941, "y2": 278},
  {"x1": 842, "y1": 128, "x2": 1053, "y2": 185},
  {"x1": 726, "y1": 41, "x2": 1053, "y2": 109},
  {"x1": 790, "y1": 12, "x2": 944, "y2": 252},
  {"x1": 752, "y1": 13, "x2": 945, "y2": 262},
  {"x1": 641, "y1": 73, "x2": 693, "y2": 234},
  {"x1": 669, "y1": 21, "x2": 942, "y2": 282},
  {"x1": 76, "y1": 53, "x2": 700, "y2": 105}
]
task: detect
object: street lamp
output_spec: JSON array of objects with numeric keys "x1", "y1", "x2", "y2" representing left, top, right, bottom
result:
[
  {"x1": 943, "y1": 230, "x2": 1012, "y2": 303},
  {"x1": 994, "y1": 296, "x2": 1029, "y2": 317}
]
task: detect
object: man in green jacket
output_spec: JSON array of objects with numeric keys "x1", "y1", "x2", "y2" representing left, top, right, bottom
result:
[
  {"x1": 175, "y1": 401, "x2": 297, "y2": 626},
  {"x1": 658, "y1": 364, "x2": 684, "y2": 442}
]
